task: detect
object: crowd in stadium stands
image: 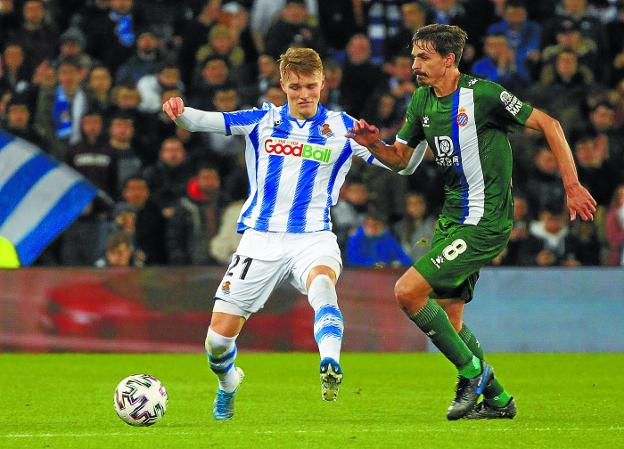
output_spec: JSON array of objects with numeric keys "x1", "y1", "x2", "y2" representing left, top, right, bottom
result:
[{"x1": 1, "y1": 0, "x2": 624, "y2": 267}]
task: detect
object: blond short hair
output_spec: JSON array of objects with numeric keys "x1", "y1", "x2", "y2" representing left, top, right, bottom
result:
[{"x1": 278, "y1": 48, "x2": 323, "y2": 81}]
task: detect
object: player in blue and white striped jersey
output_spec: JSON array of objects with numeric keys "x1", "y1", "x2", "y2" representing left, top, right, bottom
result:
[{"x1": 163, "y1": 47, "x2": 426, "y2": 420}]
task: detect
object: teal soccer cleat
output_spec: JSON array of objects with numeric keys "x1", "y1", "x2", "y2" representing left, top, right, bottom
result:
[
  {"x1": 320, "y1": 357, "x2": 343, "y2": 402},
  {"x1": 213, "y1": 367, "x2": 244, "y2": 420}
]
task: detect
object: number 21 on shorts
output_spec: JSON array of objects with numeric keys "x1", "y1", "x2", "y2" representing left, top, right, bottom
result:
[{"x1": 226, "y1": 254, "x2": 254, "y2": 280}]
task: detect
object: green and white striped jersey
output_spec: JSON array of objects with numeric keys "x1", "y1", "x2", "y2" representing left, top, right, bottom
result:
[{"x1": 397, "y1": 74, "x2": 533, "y2": 227}]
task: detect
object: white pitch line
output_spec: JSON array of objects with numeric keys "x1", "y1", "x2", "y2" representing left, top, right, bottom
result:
[{"x1": 2, "y1": 427, "x2": 623, "y2": 438}]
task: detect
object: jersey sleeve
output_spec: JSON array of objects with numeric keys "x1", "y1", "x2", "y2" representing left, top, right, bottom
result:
[
  {"x1": 481, "y1": 80, "x2": 533, "y2": 128},
  {"x1": 396, "y1": 90, "x2": 426, "y2": 148},
  {"x1": 223, "y1": 106, "x2": 270, "y2": 136}
]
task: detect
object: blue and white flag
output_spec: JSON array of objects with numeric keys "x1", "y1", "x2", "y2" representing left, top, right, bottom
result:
[{"x1": 0, "y1": 129, "x2": 97, "y2": 266}]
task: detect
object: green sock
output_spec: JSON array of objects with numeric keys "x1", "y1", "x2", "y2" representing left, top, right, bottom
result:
[
  {"x1": 458, "y1": 324, "x2": 512, "y2": 408},
  {"x1": 409, "y1": 299, "x2": 480, "y2": 378}
]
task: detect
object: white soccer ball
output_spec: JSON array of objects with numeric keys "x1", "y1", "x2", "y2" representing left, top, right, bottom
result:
[{"x1": 114, "y1": 374, "x2": 168, "y2": 426}]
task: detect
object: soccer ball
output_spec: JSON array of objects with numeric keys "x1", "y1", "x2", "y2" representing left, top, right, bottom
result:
[{"x1": 114, "y1": 374, "x2": 168, "y2": 426}]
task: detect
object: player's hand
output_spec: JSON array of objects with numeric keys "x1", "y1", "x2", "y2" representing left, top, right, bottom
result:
[
  {"x1": 346, "y1": 118, "x2": 381, "y2": 147},
  {"x1": 566, "y1": 182, "x2": 597, "y2": 221},
  {"x1": 162, "y1": 96, "x2": 185, "y2": 122}
]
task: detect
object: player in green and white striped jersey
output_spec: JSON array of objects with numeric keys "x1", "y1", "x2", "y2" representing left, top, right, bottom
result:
[{"x1": 348, "y1": 24, "x2": 597, "y2": 420}]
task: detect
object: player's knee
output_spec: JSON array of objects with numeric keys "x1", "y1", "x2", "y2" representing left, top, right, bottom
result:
[
  {"x1": 308, "y1": 274, "x2": 338, "y2": 309},
  {"x1": 394, "y1": 279, "x2": 427, "y2": 311},
  {"x1": 205, "y1": 327, "x2": 235, "y2": 356}
]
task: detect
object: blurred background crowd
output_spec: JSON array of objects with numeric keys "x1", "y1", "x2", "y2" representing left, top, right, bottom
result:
[{"x1": 1, "y1": 0, "x2": 623, "y2": 268}]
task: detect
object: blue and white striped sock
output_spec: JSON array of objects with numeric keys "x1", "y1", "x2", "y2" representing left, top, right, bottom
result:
[
  {"x1": 205, "y1": 327, "x2": 240, "y2": 393},
  {"x1": 309, "y1": 275, "x2": 343, "y2": 362}
]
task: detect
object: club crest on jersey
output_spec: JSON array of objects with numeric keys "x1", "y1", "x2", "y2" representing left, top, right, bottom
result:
[
  {"x1": 319, "y1": 123, "x2": 334, "y2": 137},
  {"x1": 263, "y1": 138, "x2": 332, "y2": 163},
  {"x1": 456, "y1": 107, "x2": 469, "y2": 127}
]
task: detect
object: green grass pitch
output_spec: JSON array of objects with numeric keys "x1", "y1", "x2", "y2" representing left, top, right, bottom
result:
[{"x1": 1, "y1": 353, "x2": 622, "y2": 449}]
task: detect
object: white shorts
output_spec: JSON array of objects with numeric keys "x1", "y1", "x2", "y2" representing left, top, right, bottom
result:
[{"x1": 213, "y1": 229, "x2": 342, "y2": 318}]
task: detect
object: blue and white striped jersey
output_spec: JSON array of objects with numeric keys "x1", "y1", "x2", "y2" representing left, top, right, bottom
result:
[{"x1": 220, "y1": 102, "x2": 382, "y2": 233}]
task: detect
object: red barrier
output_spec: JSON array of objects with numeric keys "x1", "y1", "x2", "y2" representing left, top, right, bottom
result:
[{"x1": 0, "y1": 268, "x2": 426, "y2": 352}]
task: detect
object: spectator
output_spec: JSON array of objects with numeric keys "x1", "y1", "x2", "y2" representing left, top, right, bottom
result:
[
  {"x1": 259, "y1": 82, "x2": 287, "y2": 107},
  {"x1": 84, "y1": 0, "x2": 149, "y2": 74},
  {"x1": 221, "y1": 2, "x2": 259, "y2": 77},
  {"x1": 585, "y1": 100, "x2": 624, "y2": 170},
  {"x1": 117, "y1": 176, "x2": 168, "y2": 265},
  {"x1": 573, "y1": 132, "x2": 620, "y2": 207},
  {"x1": 363, "y1": 0, "x2": 404, "y2": 65},
  {"x1": 332, "y1": 177, "x2": 370, "y2": 250},
  {"x1": 387, "y1": 54, "x2": 417, "y2": 113},
  {"x1": 518, "y1": 203, "x2": 583, "y2": 267},
  {"x1": 392, "y1": 192, "x2": 436, "y2": 262},
  {"x1": 255, "y1": 54, "x2": 280, "y2": 103},
  {"x1": 197, "y1": 87, "x2": 246, "y2": 178},
  {"x1": 541, "y1": 20, "x2": 598, "y2": 77},
  {"x1": 264, "y1": 0, "x2": 325, "y2": 59},
  {"x1": 189, "y1": 55, "x2": 230, "y2": 110},
  {"x1": 471, "y1": 33, "x2": 531, "y2": 91},
  {"x1": 53, "y1": 27, "x2": 92, "y2": 79},
  {"x1": 94, "y1": 231, "x2": 140, "y2": 267},
  {"x1": 0, "y1": 42, "x2": 32, "y2": 100},
  {"x1": 340, "y1": 34, "x2": 387, "y2": 116},
  {"x1": 317, "y1": 0, "x2": 362, "y2": 60},
  {"x1": 523, "y1": 145, "x2": 565, "y2": 216},
  {"x1": 142, "y1": 137, "x2": 192, "y2": 217},
  {"x1": 106, "y1": 112, "x2": 142, "y2": 196},
  {"x1": 0, "y1": 0, "x2": 18, "y2": 48},
  {"x1": 3, "y1": 97, "x2": 44, "y2": 147},
  {"x1": 9, "y1": 0, "x2": 58, "y2": 69},
  {"x1": 605, "y1": 184, "x2": 624, "y2": 266},
  {"x1": 196, "y1": 24, "x2": 248, "y2": 85},
  {"x1": 137, "y1": 63, "x2": 184, "y2": 113},
  {"x1": 494, "y1": 193, "x2": 531, "y2": 265},
  {"x1": 387, "y1": 1, "x2": 429, "y2": 59},
  {"x1": 61, "y1": 200, "x2": 109, "y2": 266},
  {"x1": 250, "y1": 0, "x2": 319, "y2": 40},
  {"x1": 346, "y1": 210, "x2": 412, "y2": 268},
  {"x1": 317, "y1": 58, "x2": 343, "y2": 110},
  {"x1": 85, "y1": 65, "x2": 113, "y2": 114},
  {"x1": 115, "y1": 28, "x2": 167, "y2": 85},
  {"x1": 34, "y1": 57, "x2": 88, "y2": 160},
  {"x1": 167, "y1": 165, "x2": 227, "y2": 265},
  {"x1": 66, "y1": 111, "x2": 116, "y2": 197},
  {"x1": 542, "y1": 0, "x2": 605, "y2": 63},
  {"x1": 487, "y1": 0, "x2": 542, "y2": 79},
  {"x1": 177, "y1": 0, "x2": 222, "y2": 86}
]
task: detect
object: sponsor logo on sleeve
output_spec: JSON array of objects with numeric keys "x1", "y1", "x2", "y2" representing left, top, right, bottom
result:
[{"x1": 500, "y1": 91, "x2": 523, "y2": 116}]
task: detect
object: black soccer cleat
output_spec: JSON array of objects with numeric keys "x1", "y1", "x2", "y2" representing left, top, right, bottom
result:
[
  {"x1": 446, "y1": 361, "x2": 494, "y2": 420},
  {"x1": 464, "y1": 397, "x2": 517, "y2": 419}
]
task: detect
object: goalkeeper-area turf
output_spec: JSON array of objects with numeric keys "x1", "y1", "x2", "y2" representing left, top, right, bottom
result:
[{"x1": 1, "y1": 353, "x2": 622, "y2": 449}]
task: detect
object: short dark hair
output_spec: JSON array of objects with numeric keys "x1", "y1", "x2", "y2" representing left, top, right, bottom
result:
[{"x1": 412, "y1": 24, "x2": 468, "y2": 66}]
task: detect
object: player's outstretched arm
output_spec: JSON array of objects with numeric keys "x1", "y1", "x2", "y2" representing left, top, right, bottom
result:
[
  {"x1": 524, "y1": 108, "x2": 597, "y2": 221},
  {"x1": 162, "y1": 96, "x2": 226, "y2": 133},
  {"x1": 346, "y1": 118, "x2": 414, "y2": 171}
]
